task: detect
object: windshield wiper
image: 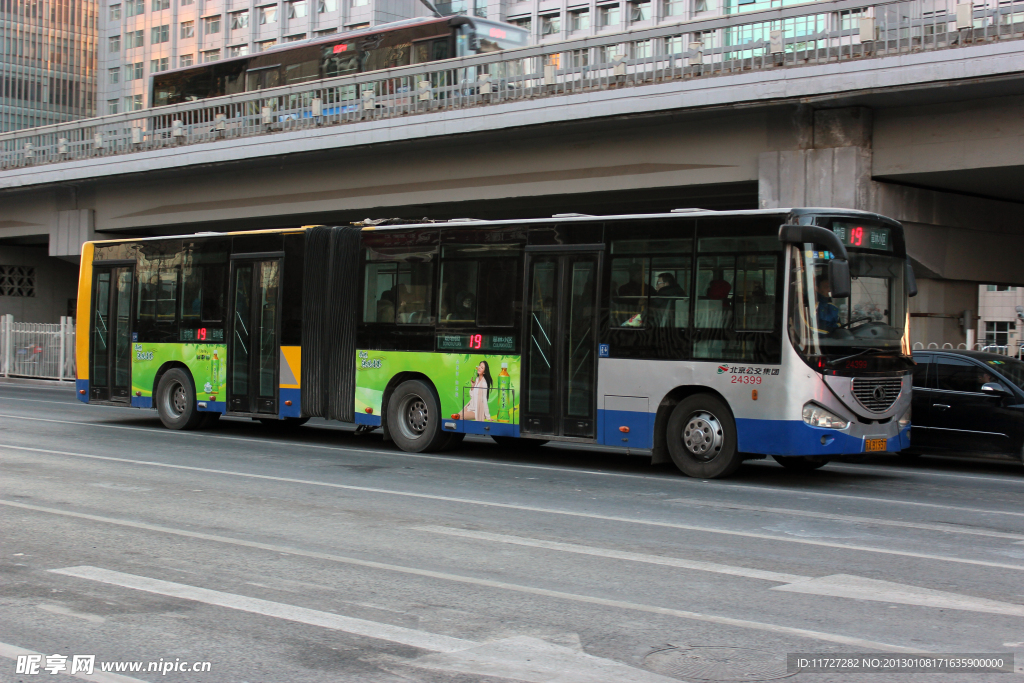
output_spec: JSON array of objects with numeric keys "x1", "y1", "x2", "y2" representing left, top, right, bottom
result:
[{"x1": 826, "y1": 347, "x2": 893, "y2": 366}]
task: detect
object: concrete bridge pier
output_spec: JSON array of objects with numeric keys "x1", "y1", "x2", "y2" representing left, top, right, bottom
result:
[{"x1": 758, "y1": 106, "x2": 1023, "y2": 349}]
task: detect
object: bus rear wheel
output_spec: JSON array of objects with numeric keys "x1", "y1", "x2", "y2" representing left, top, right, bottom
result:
[
  {"x1": 156, "y1": 368, "x2": 203, "y2": 430},
  {"x1": 666, "y1": 394, "x2": 742, "y2": 478},
  {"x1": 773, "y1": 455, "x2": 830, "y2": 471},
  {"x1": 388, "y1": 380, "x2": 447, "y2": 453}
]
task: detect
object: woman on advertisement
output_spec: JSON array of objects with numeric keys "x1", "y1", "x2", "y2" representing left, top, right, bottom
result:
[{"x1": 457, "y1": 360, "x2": 493, "y2": 421}]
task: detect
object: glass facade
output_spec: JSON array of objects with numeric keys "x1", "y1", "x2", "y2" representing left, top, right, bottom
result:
[{"x1": 0, "y1": 0, "x2": 98, "y2": 132}]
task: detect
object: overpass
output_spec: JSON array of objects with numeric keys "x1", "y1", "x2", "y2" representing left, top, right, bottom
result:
[{"x1": 2, "y1": 0, "x2": 1024, "y2": 344}]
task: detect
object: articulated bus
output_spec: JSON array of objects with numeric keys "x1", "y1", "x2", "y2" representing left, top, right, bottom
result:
[
  {"x1": 76, "y1": 209, "x2": 916, "y2": 478},
  {"x1": 151, "y1": 16, "x2": 529, "y2": 107}
]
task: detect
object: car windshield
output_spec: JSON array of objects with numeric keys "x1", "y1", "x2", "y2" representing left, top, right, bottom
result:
[
  {"x1": 789, "y1": 245, "x2": 907, "y2": 358},
  {"x1": 983, "y1": 356, "x2": 1024, "y2": 391}
]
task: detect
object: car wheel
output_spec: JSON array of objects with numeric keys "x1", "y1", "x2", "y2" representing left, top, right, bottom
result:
[
  {"x1": 156, "y1": 368, "x2": 203, "y2": 430},
  {"x1": 773, "y1": 455, "x2": 830, "y2": 471},
  {"x1": 666, "y1": 394, "x2": 742, "y2": 478},
  {"x1": 387, "y1": 380, "x2": 447, "y2": 453}
]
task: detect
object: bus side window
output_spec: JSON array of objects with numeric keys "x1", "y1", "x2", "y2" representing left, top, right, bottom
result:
[
  {"x1": 438, "y1": 244, "x2": 519, "y2": 327},
  {"x1": 362, "y1": 246, "x2": 435, "y2": 325},
  {"x1": 610, "y1": 257, "x2": 649, "y2": 327},
  {"x1": 138, "y1": 242, "x2": 184, "y2": 341}
]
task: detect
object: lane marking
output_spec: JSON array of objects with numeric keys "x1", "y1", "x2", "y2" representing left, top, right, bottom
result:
[
  {"x1": 37, "y1": 603, "x2": 106, "y2": 623},
  {"x1": 51, "y1": 566, "x2": 474, "y2": 653},
  {"x1": 0, "y1": 397, "x2": 92, "y2": 406},
  {"x1": 2, "y1": 447, "x2": 1022, "y2": 571},
  {"x1": 0, "y1": 640, "x2": 148, "y2": 683},
  {"x1": 663, "y1": 499, "x2": 1024, "y2": 540},
  {"x1": 774, "y1": 574, "x2": 1024, "y2": 618},
  {"x1": 5, "y1": 411, "x2": 1024, "y2": 494},
  {"x1": 412, "y1": 526, "x2": 808, "y2": 583},
  {"x1": 2, "y1": 500, "x2": 922, "y2": 652}
]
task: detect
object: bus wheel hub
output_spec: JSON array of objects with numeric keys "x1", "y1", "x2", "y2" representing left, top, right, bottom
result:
[
  {"x1": 406, "y1": 399, "x2": 428, "y2": 434},
  {"x1": 683, "y1": 412, "x2": 723, "y2": 460}
]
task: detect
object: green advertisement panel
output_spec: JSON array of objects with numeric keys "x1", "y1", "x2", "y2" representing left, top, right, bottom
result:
[
  {"x1": 355, "y1": 350, "x2": 521, "y2": 424},
  {"x1": 132, "y1": 342, "x2": 227, "y2": 401}
]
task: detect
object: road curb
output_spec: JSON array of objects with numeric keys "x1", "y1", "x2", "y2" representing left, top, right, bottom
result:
[{"x1": 0, "y1": 377, "x2": 76, "y2": 389}]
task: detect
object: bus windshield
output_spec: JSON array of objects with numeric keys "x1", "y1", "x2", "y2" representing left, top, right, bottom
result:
[{"x1": 789, "y1": 244, "x2": 907, "y2": 359}]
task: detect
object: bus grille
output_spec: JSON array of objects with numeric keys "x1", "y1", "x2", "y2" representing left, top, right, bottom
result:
[{"x1": 851, "y1": 377, "x2": 903, "y2": 413}]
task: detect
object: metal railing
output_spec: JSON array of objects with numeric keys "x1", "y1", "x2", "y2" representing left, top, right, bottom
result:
[
  {"x1": 0, "y1": 315, "x2": 76, "y2": 381},
  {"x1": 2, "y1": 0, "x2": 1022, "y2": 171},
  {"x1": 912, "y1": 341, "x2": 1024, "y2": 358}
]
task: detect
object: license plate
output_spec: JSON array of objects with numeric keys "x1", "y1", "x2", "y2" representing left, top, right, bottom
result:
[{"x1": 864, "y1": 438, "x2": 887, "y2": 452}]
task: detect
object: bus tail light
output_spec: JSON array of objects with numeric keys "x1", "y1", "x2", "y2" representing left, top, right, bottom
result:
[{"x1": 619, "y1": 426, "x2": 630, "y2": 433}]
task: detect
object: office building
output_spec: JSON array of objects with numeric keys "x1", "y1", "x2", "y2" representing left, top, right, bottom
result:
[{"x1": 0, "y1": 0, "x2": 99, "y2": 132}]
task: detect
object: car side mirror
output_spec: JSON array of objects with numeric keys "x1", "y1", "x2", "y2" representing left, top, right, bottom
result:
[{"x1": 981, "y1": 382, "x2": 1010, "y2": 396}]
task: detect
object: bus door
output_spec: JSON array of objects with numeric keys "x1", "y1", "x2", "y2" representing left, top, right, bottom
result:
[
  {"x1": 521, "y1": 248, "x2": 601, "y2": 439},
  {"x1": 228, "y1": 257, "x2": 281, "y2": 415},
  {"x1": 90, "y1": 263, "x2": 134, "y2": 402}
]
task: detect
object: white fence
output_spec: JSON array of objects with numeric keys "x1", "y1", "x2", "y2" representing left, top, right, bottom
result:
[
  {"x1": 0, "y1": 315, "x2": 76, "y2": 381},
  {"x1": 912, "y1": 341, "x2": 1024, "y2": 358}
]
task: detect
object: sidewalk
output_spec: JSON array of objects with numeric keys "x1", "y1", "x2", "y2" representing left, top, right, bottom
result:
[{"x1": 0, "y1": 376, "x2": 76, "y2": 389}]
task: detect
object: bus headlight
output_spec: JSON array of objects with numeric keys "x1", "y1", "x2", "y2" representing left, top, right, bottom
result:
[
  {"x1": 898, "y1": 407, "x2": 911, "y2": 429},
  {"x1": 802, "y1": 403, "x2": 850, "y2": 430}
]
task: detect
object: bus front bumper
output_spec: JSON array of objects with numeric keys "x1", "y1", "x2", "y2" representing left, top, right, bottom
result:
[{"x1": 736, "y1": 418, "x2": 911, "y2": 457}]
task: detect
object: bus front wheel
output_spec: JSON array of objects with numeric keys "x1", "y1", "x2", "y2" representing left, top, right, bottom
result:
[
  {"x1": 156, "y1": 368, "x2": 204, "y2": 430},
  {"x1": 388, "y1": 380, "x2": 447, "y2": 453},
  {"x1": 666, "y1": 394, "x2": 742, "y2": 478}
]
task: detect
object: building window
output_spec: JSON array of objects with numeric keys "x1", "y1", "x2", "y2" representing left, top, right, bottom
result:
[
  {"x1": 152, "y1": 0, "x2": 169, "y2": 10},
  {"x1": 228, "y1": 44, "x2": 250, "y2": 56},
  {"x1": 663, "y1": 0, "x2": 684, "y2": 15},
  {"x1": 986, "y1": 285, "x2": 1017, "y2": 292},
  {"x1": 259, "y1": 5, "x2": 278, "y2": 23},
  {"x1": 511, "y1": 17, "x2": 531, "y2": 34},
  {"x1": 288, "y1": 0, "x2": 308, "y2": 17},
  {"x1": 631, "y1": 38, "x2": 652, "y2": 57},
  {"x1": 180, "y1": 53, "x2": 194, "y2": 67},
  {"x1": 0, "y1": 266, "x2": 35, "y2": 297},
  {"x1": 541, "y1": 13, "x2": 561, "y2": 34},
  {"x1": 630, "y1": 0, "x2": 651, "y2": 21},
  {"x1": 181, "y1": 20, "x2": 195, "y2": 38},
  {"x1": 570, "y1": 9, "x2": 590, "y2": 31},
  {"x1": 127, "y1": 29, "x2": 144, "y2": 48},
  {"x1": 124, "y1": 61, "x2": 144, "y2": 80},
  {"x1": 257, "y1": 39, "x2": 277, "y2": 51},
  {"x1": 109, "y1": 35, "x2": 121, "y2": 52},
  {"x1": 181, "y1": 0, "x2": 194, "y2": 5},
  {"x1": 107, "y1": 99, "x2": 119, "y2": 115},
  {"x1": 694, "y1": 0, "x2": 709, "y2": 11},
  {"x1": 598, "y1": 4, "x2": 620, "y2": 26},
  {"x1": 125, "y1": 0, "x2": 144, "y2": 16},
  {"x1": 151, "y1": 56, "x2": 169, "y2": 72},
  {"x1": 151, "y1": 24, "x2": 169, "y2": 43},
  {"x1": 203, "y1": 49, "x2": 221, "y2": 62},
  {"x1": 124, "y1": 94, "x2": 143, "y2": 111},
  {"x1": 318, "y1": 0, "x2": 337, "y2": 11},
  {"x1": 204, "y1": 16, "x2": 221, "y2": 34},
  {"x1": 110, "y1": 4, "x2": 121, "y2": 20},
  {"x1": 985, "y1": 321, "x2": 1016, "y2": 346},
  {"x1": 315, "y1": 27, "x2": 337, "y2": 35},
  {"x1": 108, "y1": 67, "x2": 120, "y2": 84},
  {"x1": 231, "y1": 10, "x2": 249, "y2": 29},
  {"x1": 285, "y1": 33, "x2": 306, "y2": 41},
  {"x1": 346, "y1": 22, "x2": 370, "y2": 29}
]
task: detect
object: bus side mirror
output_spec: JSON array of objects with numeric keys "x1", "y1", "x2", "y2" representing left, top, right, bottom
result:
[
  {"x1": 829, "y1": 258, "x2": 851, "y2": 299},
  {"x1": 906, "y1": 262, "x2": 918, "y2": 298}
]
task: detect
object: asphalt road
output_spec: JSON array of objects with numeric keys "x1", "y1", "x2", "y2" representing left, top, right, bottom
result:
[{"x1": 2, "y1": 381, "x2": 1023, "y2": 683}]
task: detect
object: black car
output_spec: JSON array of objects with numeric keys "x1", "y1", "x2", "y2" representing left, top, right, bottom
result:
[{"x1": 909, "y1": 350, "x2": 1024, "y2": 460}]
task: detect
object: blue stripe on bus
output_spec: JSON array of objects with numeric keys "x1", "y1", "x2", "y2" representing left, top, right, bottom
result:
[
  {"x1": 736, "y1": 418, "x2": 905, "y2": 456},
  {"x1": 598, "y1": 409, "x2": 654, "y2": 449},
  {"x1": 279, "y1": 389, "x2": 301, "y2": 418},
  {"x1": 459, "y1": 420, "x2": 518, "y2": 438},
  {"x1": 76, "y1": 379, "x2": 88, "y2": 403},
  {"x1": 355, "y1": 412, "x2": 381, "y2": 426},
  {"x1": 131, "y1": 396, "x2": 153, "y2": 409}
]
